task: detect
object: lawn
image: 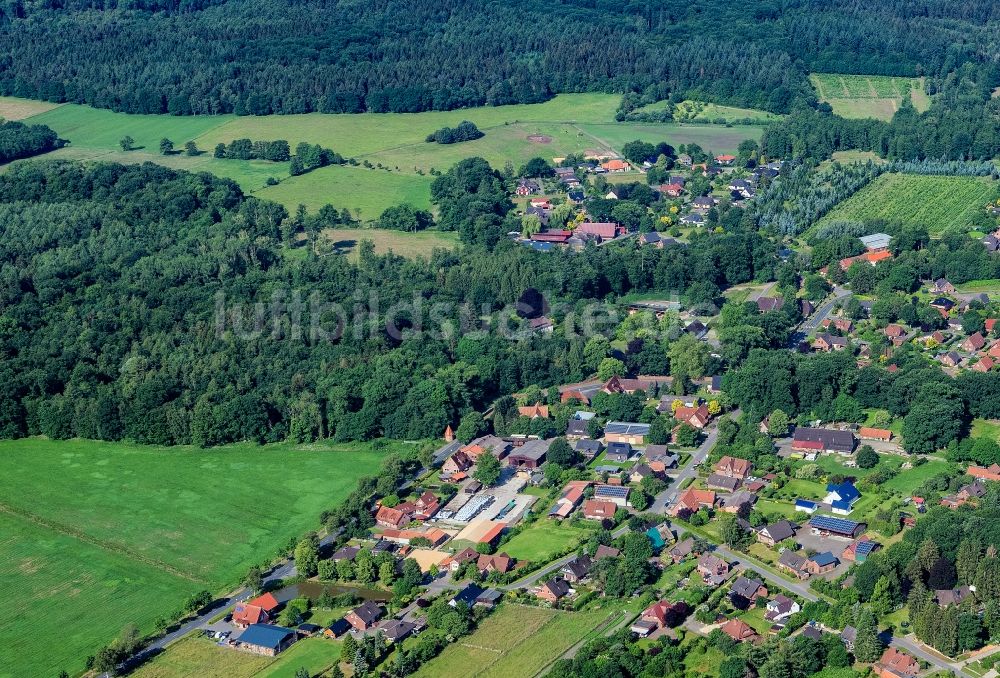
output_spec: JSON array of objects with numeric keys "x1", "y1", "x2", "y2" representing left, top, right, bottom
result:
[
  {"x1": 501, "y1": 520, "x2": 593, "y2": 562},
  {"x1": 884, "y1": 459, "x2": 953, "y2": 495},
  {"x1": 957, "y1": 280, "x2": 1000, "y2": 294},
  {"x1": 412, "y1": 603, "x2": 623, "y2": 678},
  {"x1": 129, "y1": 636, "x2": 273, "y2": 678},
  {"x1": 0, "y1": 437, "x2": 394, "y2": 677},
  {"x1": 817, "y1": 173, "x2": 999, "y2": 234},
  {"x1": 810, "y1": 73, "x2": 930, "y2": 121},
  {"x1": 319, "y1": 227, "x2": 458, "y2": 259},
  {"x1": 972, "y1": 419, "x2": 1000, "y2": 441}
]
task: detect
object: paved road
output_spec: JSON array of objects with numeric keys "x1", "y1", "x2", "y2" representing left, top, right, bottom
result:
[
  {"x1": 432, "y1": 440, "x2": 461, "y2": 466},
  {"x1": 890, "y1": 635, "x2": 971, "y2": 678},
  {"x1": 707, "y1": 541, "x2": 818, "y2": 602},
  {"x1": 790, "y1": 286, "x2": 851, "y2": 346},
  {"x1": 650, "y1": 424, "x2": 721, "y2": 513},
  {"x1": 746, "y1": 281, "x2": 778, "y2": 303}
]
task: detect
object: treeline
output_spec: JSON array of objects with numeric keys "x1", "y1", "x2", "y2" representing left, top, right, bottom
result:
[
  {"x1": 8, "y1": 0, "x2": 997, "y2": 115},
  {"x1": 0, "y1": 158, "x2": 778, "y2": 447},
  {"x1": 0, "y1": 120, "x2": 63, "y2": 163},
  {"x1": 212, "y1": 138, "x2": 346, "y2": 176},
  {"x1": 425, "y1": 121, "x2": 482, "y2": 144}
]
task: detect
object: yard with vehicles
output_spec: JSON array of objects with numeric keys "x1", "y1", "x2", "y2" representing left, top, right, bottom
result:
[
  {"x1": 0, "y1": 437, "x2": 393, "y2": 677},
  {"x1": 809, "y1": 73, "x2": 931, "y2": 120},
  {"x1": 816, "y1": 173, "x2": 999, "y2": 234}
]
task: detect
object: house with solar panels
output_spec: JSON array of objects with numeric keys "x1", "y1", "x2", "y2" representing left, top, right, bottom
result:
[
  {"x1": 594, "y1": 483, "x2": 631, "y2": 507},
  {"x1": 808, "y1": 515, "x2": 865, "y2": 539},
  {"x1": 824, "y1": 481, "x2": 860, "y2": 515},
  {"x1": 843, "y1": 537, "x2": 881, "y2": 563},
  {"x1": 604, "y1": 421, "x2": 651, "y2": 446}
]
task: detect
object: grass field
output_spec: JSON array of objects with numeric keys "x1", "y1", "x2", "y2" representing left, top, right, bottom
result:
[
  {"x1": 0, "y1": 437, "x2": 394, "y2": 677},
  {"x1": 957, "y1": 280, "x2": 1000, "y2": 294},
  {"x1": 0, "y1": 95, "x2": 62, "y2": 121},
  {"x1": 810, "y1": 73, "x2": 931, "y2": 121},
  {"x1": 500, "y1": 520, "x2": 592, "y2": 562},
  {"x1": 12, "y1": 93, "x2": 764, "y2": 222},
  {"x1": 817, "y1": 173, "x2": 998, "y2": 233},
  {"x1": 130, "y1": 635, "x2": 343, "y2": 678},
  {"x1": 319, "y1": 227, "x2": 458, "y2": 259},
  {"x1": 413, "y1": 604, "x2": 621, "y2": 678},
  {"x1": 972, "y1": 419, "x2": 1000, "y2": 441},
  {"x1": 671, "y1": 100, "x2": 782, "y2": 124}
]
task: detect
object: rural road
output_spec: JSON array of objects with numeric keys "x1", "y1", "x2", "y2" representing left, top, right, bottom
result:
[
  {"x1": 650, "y1": 423, "x2": 721, "y2": 513},
  {"x1": 790, "y1": 286, "x2": 851, "y2": 346},
  {"x1": 890, "y1": 635, "x2": 971, "y2": 678}
]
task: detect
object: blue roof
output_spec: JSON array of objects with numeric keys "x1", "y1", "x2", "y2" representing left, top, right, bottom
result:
[
  {"x1": 810, "y1": 551, "x2": 838, "y2": 567},
  {"x1": 237, "y1": 624, "x2": 295, "y2": 650},
  {"x1": 809, "y1": 515, "x2": 860, "y2": 535},
  {"x1": 826, "y1": 482, "x2": 859, "y2": 502},
  {"x1": 795, "y1": 499, "x2": 818, "y2": 509},
  {"x1": 854, "y1": 540, "x2": 879, "y2": 557},
  {"x1": 831, "y1": 499, "x2": 854, "y2": 512}
]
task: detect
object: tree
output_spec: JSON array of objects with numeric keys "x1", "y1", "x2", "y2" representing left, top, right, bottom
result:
[
  {"x1": 852, "y1": 608, "x2": 883, "y2": 663},
  {"x1": 184, "y1": 141, "x2": 199, "y2": 156},
  {"x1": 473, "y1": 452, "x2": 501, "y2": 486},
  {"x1": 547, "y1": 437, "x2": 578, "y2": 468},
  {"x1": 119, "y1": 135, "x2": 135, "y2": 151},
  {"x1": 455, "y1": 410, "x2": 487, "y2": 443},
  {"x1": 720, "y1": 513, "x2": 751, "y2": 550},
  {"x1": 244, "y1": 564, "x2": 264, "y2": 593},
  {"x1": 766, "y1": 409, "x2": 789, "y2": 437},
  {"x1": 597, "y1": 357, "x2": 625, "y2": 381},
  {"x1": 903, "y1": 382, "x2": 966, "y2": 453},
  {"x1": 856, "y1": 445, "x2": 879, "y2": 468},
  {"x1": 719, "y1": 657, "x2": 748, "y2": 678},
  {"x1": 294, "y1": 536, "x2": 320, "y2": 577},
  {"x1": 341, "y1": 633, "x2": 357, "y2": 662},
  {"x1": 159, "y1": 137, "x2": 174, "y2": 154}
]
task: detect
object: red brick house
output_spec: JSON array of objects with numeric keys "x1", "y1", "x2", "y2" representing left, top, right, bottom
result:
[
  {"x1": 720, "y1": 618, "x2": 758, "y2": 642},
  {"x1": 346, "y1": 601, "x2": 384, "y2": 631},
  {"x1": 874, "y1": 648, "x2": 919, "y2": 678},
  {"x1": 582, "y1": 499, "x2": 617, "y2": 521},
  {"x1": 714, "y1": 456, "x2": 752, "y2": 480},
  {"x1": 442, "y1": 450, "x2": 473, "y2": 475}
]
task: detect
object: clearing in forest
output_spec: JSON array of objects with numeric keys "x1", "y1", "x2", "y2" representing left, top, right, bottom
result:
[{"x1": 810, "y1": 73, "x2": 931, "y2": 121}]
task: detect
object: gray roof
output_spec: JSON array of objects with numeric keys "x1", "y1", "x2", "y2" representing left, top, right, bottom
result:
[
  {"x1": 707, "y1": 474, "x2": 740, "y2": 492},
  {"x1": 731, "y1": 576, "x2": 764, "y2": 599},
  {"x1": 760, "y1": 520, "x2": 797, "y2": 543},
  {"x1": 508, "y1": 438, "x2": 550, "y2": 461},
  {"x1": 859, "y1": 233, "x2": 892, "y2": 250},
  {"x1": 778, "y1": 550, "x2": 807, "y2": 571},
  {"x1": 605, "y1": 422, "x2": 650, "y2": 435}
]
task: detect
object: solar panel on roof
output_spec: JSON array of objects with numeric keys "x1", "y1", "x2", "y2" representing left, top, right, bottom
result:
[
  {"x1": 604, "y1": 421, "x2": 650, "y2": 434},
  {"x1": 809, "y1": 515, "x2": 858, "y2": 533},
  {"x1": 595, "y1": 485, "x2": 629, "y2": 498},
  {"x1": 854, "y1": 541, "x2": 879, "y2": 556}
]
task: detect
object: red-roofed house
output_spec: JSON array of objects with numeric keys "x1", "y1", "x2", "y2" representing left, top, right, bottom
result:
[
  {"x1": 477, "y1": 553, "x2": 514, "y2": 575},
  {"x1": 858, "y1": 427, "x2": 892, "y2": 442},
  {"x1": 974, "y1": 356, "x2": 995, "y2": 373},
  {"x1": 715, "y1": 154, "x2": 737, "y2": 165},
  {"x1": 986, "y1": 318, "x2": 998, "y2": 333},
  {"x1": 963, "y1": 332, "x2": 987, "y2": 352},
  {"x1": 442, "y1": 450, "x2": 473, "y2": 475},
  {"x1": 714, "y1": 456, "x2": 752, "y2": 479},
  {"x1": 659, "y1": 183, "x2": 685, "y2": 197},
  {"x1": 413, "y1": 491, "x2": 440, "y2": 520},
  {"x1": 247, "y1": 593, "x2": 280, "y2": 615},
  {"x1": 376, "y1": 505, "x2": 409, "y2": 528},
  {"x1": 874, "y1": 648, "x2": 919, "y2": 678},
  {"x1": 720, "y1": 618, "x2": 758, "y2": 642},
  {"x1": 969, "y1": 464, "x2": 1000, "y2": 482},
  {"x1": 577, "y1": 222, "x2": 620, "y2": 240},
  {"x1": 582, "y1": 499, "x2": 617, "y2": 521},
  {"x1": 517, "y1": 403, "x2": 550, "y2": 419},
  {"x1": 601, "y1": 159, "x2": 630, "y2": 172},
  {"x1": 669, "y1": 488, "x2": 716, "y2": 518},
  {"x1": 675, "y1": 404, "x2": 711, "y2": 429},
  {"x1": 233, "y1": 604, "x2": 269, "y2": 629}
]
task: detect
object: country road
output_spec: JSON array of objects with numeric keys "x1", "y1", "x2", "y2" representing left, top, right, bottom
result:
[{"x1": 789, "y1": 286, "x2": 852, "y2": 346}]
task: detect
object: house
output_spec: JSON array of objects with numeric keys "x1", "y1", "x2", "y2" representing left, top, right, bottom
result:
[
  {"x1": 660, "y1": 182, "x2": 685, "y2": 197},
  {"x1": 720, "y1": 618, "x2": 758, "y2": 642},
  {"x1": 884, "y1": 323, "x2": 907, "y2": 339},
  {"x1": 813, "y1": 333, "x2": 848, "y2": 352},
  {"x1": 730, "y1": 576, "x2": 767, "y2": 604},
  {"x1": 666, "y1": 536, "x2": 695, "y2": 563},
  {"x1": 536, "y1": 578, "x2": 572, "y2": 603},
  {"x1": 825, "y1": 481, "x2": 860, "y2": 514},
  {"x1": 577, "y1": 222, "x2": 620, "y2": 241},
  {"x1": 860, "y1": 233, "x2": 892, "y2": 252},
  {"x1": 715, "y1": 154, "x2": 737, "y2": 165},
  {"x1": 376, "y1": 504, "x2": 410, "y2": 529},
  {"x1": 476, "y1": 589, "x2": 504, "y2": 607},
  {"x1": 706, "y1": 474, "x2": 741, "y2": 492},
  {"x1": 715, "y1": 456, "x2": 752, "y2": 480},
  {"x1": 444, "y1": 547, "x2": 479, "y2": 572},
  {"x1": 777, "y1": 551, "x2": 809, "y2": 579},
  {"x1": 874, "y1": 648, "x2": 920, "y2": 678},
  {"x1": 450, "y1": 583, "x2": 484, "y2": 608},
  {"x1": 462, "y1": 435, "x2": 510, "y2": 461},
  {"x1": 601, "y1": 159, "x2": 629, "y2": 173},
  {"x1": 575, "y1": 439, "x2": 602, "y2": 458},
  {"x1": 331, "y1": 545, "x2": 360, "y2": 561},
  {"x1": 939, "y1": 351, "x2": 963, "y2": 368},
  {"x1": 602, "y1": 375, "x2": 652, "y2": 394},
  {"x1": 934, "y1": 585, "x2": 973, "y2": 607},
  {"x1": 549, "y1": 481, "x2": 589, "y2": 519},
  {"x1": 582, "y1": 499, "x2": 618, "y2": 521},
  {"x1": 630, "y1": 463, "x2": 657, "y2": 482},
  {"x1": 858, "y1": 427, "x2": 892, "y2": 442},
  {"x1": 412, "y1": 491, "x2": 440, "y2": 520},
  {"x1": 757, "y1": 520, "x2": 797, "y2": 547},
  {"x1": 805, "y1": 551, "x2": 839, "y2": 575},
  {"x1": 594, "y1": 484, "x2": 630, "y2": 507},
  {"x1": 604, "y1": 421, "x2": 650, "y2": 445},
  {"x1": 794, "y1": 499, "x2": 818, "y2": 514},
  {"x1": 809, "y1": 515, "x2": 865, "y2": 538},
  {"x1": 506, "y1": 439, "x2": 549, "y2": 469},
  {"x1": 565, "y1": 419, "x2": 589, "y2": 439},
  {"x1": 442, "y1": 450, "x2": 473, "y2": 475},
  {"x1": 757, "y1": 297, "x2": 783, "y2": 313},
  {"x1": 697, "y1": 553, "x2": 729, "y2": 585},
  {"x1": 764, "y1": 595, "x2": 800, "y2": 623},
  {"x1": 843, "y1": 537, "x2": 881, "y2": 563},
  {"x1": 518, "y1": 403, "x2": 549, "y2": 419},
  {"x1": 933, "y1": 278, "x2": 957, "y2": 295},
  {"x1": 381, "y1": 619, "x2": 418, "y2": 644},
  {"x1": 963, "y1": 332, "x2": 987, "y2": 352},
  {"x1": 680, "y1": 212, "x2": 705, "y2": 225},
  {"x1": 323, "y1": 619, "x2": 351, "y2": 638},
  {"x1": 345, "y1": 601, "x2": 384, "y2": 631},
  {"x1": 669, "y1": 488, "x2": 716, "y2": 518},
  {"x1": 638, "y1": 600, "x2": 687, "y2": 631},
  {"x1": 561, "y1": 555, "x2": 593, "y2": 583},
  {"x1": 674, "y1": 404, "x2": 711, "y2": 429},
  {"x1": 233, "y1": 603, "x2": 270, "y2": 629},
  {"x1": 531, "y1": 230, "x2": 572, "y2": 244},
  {"x1": 516, "y1": 179, "x2": 540, "y2": 196},
  {"x1": 477, "y1": 552, "x2": 513, "y2": 575},
  {"x1": 841, "y1": 626, "x2": 857, "y2": 651},
  {"x1": 295, "y1": 622, "x2": 322, "y2": 636},
  {"x1": 792, "y1": 428, "x2": 855, "y2": 455},
  {"x1": 722, "y1": 490, "x2": 757, "y2": 515},
  {"x1": 930, "y1": 297, "x2": 956, "y2": 314},
  {"x1": 969, "y1": 463, "x2": 1000, "y2": 482},
  {"x1": 973, "y1": 356, "x2": 995, "y2": 372},
  {"x1": 380, "y1": 527, "x2": 449, "y2": 548},
  {"x1": 677, "y1": 153, "x2": 693, "y2": 165},
  {"x1": 594, "y1": 544, "x2": 621, "y2": 560},
  {"x1": 235, "y1": 624, "x2": 296, "y2": 657},
  {"x1": 605, "y1": 441, "x2": 634, "y2": 463}
]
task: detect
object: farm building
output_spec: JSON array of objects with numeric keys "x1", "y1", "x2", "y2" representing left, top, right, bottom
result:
[{"x1": 235, "y1": 624, "x2": 297, "y2": 657}]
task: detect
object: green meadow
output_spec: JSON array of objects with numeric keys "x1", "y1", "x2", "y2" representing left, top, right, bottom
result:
[
  {"x1": 810, "y1": 73, "x2": 931, "y2": 121},
  {"x1": 5, "y1": 93, "x2": 766, "y2": 224},
  {"x1": 0, "y1": 437, "x2": 394, "y2": 677}
]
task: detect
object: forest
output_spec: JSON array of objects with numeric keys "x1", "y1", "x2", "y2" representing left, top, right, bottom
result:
[
  {"x1": 1, "y1": 0, "x2": 996, "y2": 116},
  {"x1": 0, "y1": 159, "x2": 778, "y2": 447},
  {"x1": 0, "y1": 119, "x2": 62, "y2": 163}
]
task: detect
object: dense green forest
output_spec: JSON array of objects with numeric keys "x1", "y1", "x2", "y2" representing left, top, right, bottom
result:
[
  {"x1": 0, "y1": 160, "x2": 777, "y2": 446},
  {"x1": 0, "y1": 119, "x2": 62, "y2": 163},
  {"x1": 0, "y1": 0, "x2": 995, "y2": 115}
]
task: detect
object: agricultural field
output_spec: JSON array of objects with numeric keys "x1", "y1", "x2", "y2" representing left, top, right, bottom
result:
[
  {"x1": 318, "y1": 227, "x2": 458, "y2": 259},
  {"x1": 671, "y1": 100, "x2": 782, "y2": 124},
  {"x1": 0, "y1": 437, "x2": 394, "y2": 677},
  {"x1": 810, "y1": 73, "x2": 931, "y2": 121},
  {"x1": 816, "y1": 173, "x2": 999, "y2": 234},
  {"x1": 500, "y1": 520, "x2": 593, "y2": 562},
  {"x1": 11, "y1": 93, "x2": 766, "y2": 220},
  {"x1": 130, "y1": 635, "x2": 343, "y2": 678},
  {"x1": 413, "y1": 603, "x2": 623, "y2": 678}
]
